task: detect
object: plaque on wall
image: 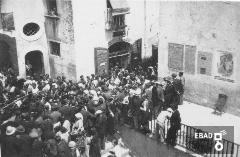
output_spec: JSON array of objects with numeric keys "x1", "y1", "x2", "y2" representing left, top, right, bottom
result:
[
  {"x1": 184, "y1": 45, "x2": 196, "y2": 74},
  {"x1": 94, "y1": 47, "x2": 109, "y2": 76},
  {"x1": 197, "y1": 51, "x2": 213, "y2": 76},
  {"x1": 168, "y1": 43, "x2": 184, "y2": 71},
  {"x1": 218, "y1": 53, "x2": 233, "y2": 77}
]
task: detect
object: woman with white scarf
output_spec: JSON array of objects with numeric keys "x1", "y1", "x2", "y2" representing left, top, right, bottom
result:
[{"x1": 72, "y1": 113, "x2": 84, "y2": 134}]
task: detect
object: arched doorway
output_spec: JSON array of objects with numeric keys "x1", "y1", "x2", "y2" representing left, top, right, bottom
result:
[
  {"x1": 0, "y1": 34, "x2": 18, "y2": 74},
  {"x1": 25, "y1": 51, "x2": 44, "y2": 77},
  {"x1": 108, "y1": 41, "x2": 132, "y2": 69}
]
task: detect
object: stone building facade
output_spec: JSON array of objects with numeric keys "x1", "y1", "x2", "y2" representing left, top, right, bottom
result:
[
  {"x1": 0, "y1": 0, "x2": 76, "y2": 80},
  {"x1": 140, "y1": 1, "x2": 240, "y2": 116}
]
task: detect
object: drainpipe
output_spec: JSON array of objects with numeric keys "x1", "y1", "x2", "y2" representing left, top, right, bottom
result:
[{"x1": 143, "y1": 0, "x2": 147, "y2": 59}]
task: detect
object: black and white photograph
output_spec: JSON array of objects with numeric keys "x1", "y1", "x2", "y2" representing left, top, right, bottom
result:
[{"x1": 0, "y1": 0, "x2": 239, "y2": 157}]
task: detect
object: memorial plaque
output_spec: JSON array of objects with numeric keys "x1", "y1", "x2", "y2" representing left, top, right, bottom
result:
[
  {"x1": 184, "y1": 45, "x2": 196, "y2": 74},
  {"x1": 94, "y1": 47, "x2": 109, "y2": 75},
  {"x1": 168, "y1": 43, "x2": 184, "y2": 71},
  {"x1": 218, "y1": 53, "x2": 233, "y2": 77},
  {"x1": 197, "y1": 51, "x2": 213, "y2": 76}
]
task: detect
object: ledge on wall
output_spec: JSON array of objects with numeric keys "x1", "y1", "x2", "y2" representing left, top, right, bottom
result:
[
  {"x1": 214, "y1": 76, "x2": 234, "y2": 83},
  {"x1": 44, "y1": 14, "x2": 60, "y2": 20}
]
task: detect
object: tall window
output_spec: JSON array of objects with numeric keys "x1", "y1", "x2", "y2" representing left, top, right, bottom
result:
[
  {"x1": 46, "y1": 0, "x2": 58, "y2": 16},
  {"x1": 49, "y1": 41, "x2": 60, "y2": 56},
  {"x1": 113, "y1": 15, "x2": 125, "y2": 29},
  {"x1": 1, "y1": 13, "x2": 15, "y2": 31},
  {"x1": 45, "y1": 18, "x2": 59, "y2": 40}
]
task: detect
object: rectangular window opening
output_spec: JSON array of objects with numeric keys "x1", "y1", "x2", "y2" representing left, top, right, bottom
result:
[
  {"x1": 200, "y1": 68, "x2": 206, "y2": 74},
  {"x1": 201, "y1": 56, "x2": 207, "y2": 60},
  {"x1": 47, "y1": 0, "x2": 58, "y2": 16},
  {"x1": 49, "y1": 41, "x2": 60, "y2": 56}
]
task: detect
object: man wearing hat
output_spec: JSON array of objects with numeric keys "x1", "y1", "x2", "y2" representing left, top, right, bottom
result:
[
  {"x1": 172, "y1": 73, "x2": 184, "y2": 106},
  {"x1": 129, "y1": 88, "x2": 143, "y2": 130},
  {"x1": 95, "y1": 109, "x2": 107, "y2": 150},
  {"x1": 166, "y1": 105, "x2": 181, "y2": 147},
  {"x1": 2, "y1": 126, "x2": 21, "y2": 157},
  {"x1": 69, "y1": 141, "x2": 81, "y2": 157},
  {"x1": 164, "y1": 76, "x2": 175, "y2": 109}
]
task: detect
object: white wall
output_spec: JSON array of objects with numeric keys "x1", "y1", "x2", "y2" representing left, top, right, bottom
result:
[
  {"x1": 1, "y1": 0, "x2": 50, "y2": 78},
  {"x1": 157, "y1": 1, "x2": 240, "y2": 115},
  {"x1": 126, "y1": 0, "x2": 144, "y2": 44},
  {"x1": 72, "y1": 0, "x2": 108, "y2": 79}
]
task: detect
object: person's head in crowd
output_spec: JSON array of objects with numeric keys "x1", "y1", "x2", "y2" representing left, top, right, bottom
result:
[
  {"x1": 167, "y1": 107, "x2": 174, "y2": 115},
  {"x1": 68, "y1": 141, "x2": 77, "y2": 150},
  {"x1": 171, "y1": 73, "x2": 177, "y2": 79},
  {"x1": 16, "y1": 125, "x2": 26, "y2": 134},
  {"x1": 55, "y1": 133, "x2": 62, "y2": 143},
  {"x1": 93, "y1": 96, "x2": 99, "y2": 105},
  {"x1": 6, "y1": 126, "x2": 17, "y2": 136},
  {"x1": 164, "y1": 76, "x2": 172, "y2": 84},
  {"x1": 179, "y1": 72, "x2": 184, "y2": 77},
  {"x1": 95, "y1": 110, "x2": 102, "y2": 116}
]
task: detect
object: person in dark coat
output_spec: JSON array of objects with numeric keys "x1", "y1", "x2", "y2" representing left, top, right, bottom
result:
[
  {"x1": 31, "y1": 137, "x2": 45, "y2": 157},
  {"x1": 164, "y1": 77, "x2": 175, "y2": 109},
  {"x1": 166, "y1": 106, "x2": 181, "y2": 147},
  {"x1": 95, "y1": 110, "x2": 107, "y2": 150},
  {"x1": 56, "y1": 134, "x2": 72, "y2": 157},
  {"x1": 152, "y1": 81, "x2": 165, "y2": 118},
  {"x1": 2, "y1": 126, "x2": 21, "y2": 157},
  {"x1": 129, "y1": 91, "x2": 142, "y2": 130},
  {"x1": 89, "y1": 128, "x2": 101, "y2": 157}
]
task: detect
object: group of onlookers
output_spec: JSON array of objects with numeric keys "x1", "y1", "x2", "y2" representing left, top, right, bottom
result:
[{"x1": 0, "y1": 64, "x2": 185, "y2": 157}]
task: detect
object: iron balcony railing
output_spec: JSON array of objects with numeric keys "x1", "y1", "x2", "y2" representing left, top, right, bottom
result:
[{"x1": 147, "y1": 110, "x2": 240, "y2": 157}]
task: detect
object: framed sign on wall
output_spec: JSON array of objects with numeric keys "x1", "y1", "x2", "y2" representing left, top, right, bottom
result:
[
  {"x1": 168, "y1": 43, "x2": 184, "y2": 71},
  {"x1": 197, "y1": 51, "x2": 213, "y2": 76},
  {"x1": 94, "y1": 47, "x2": 109, "y2": 76}
]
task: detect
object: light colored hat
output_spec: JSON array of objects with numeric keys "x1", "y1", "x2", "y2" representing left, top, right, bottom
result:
[
  {"x1": 167, "y1": 108, "x2": 173, "y2": 113},
  {"x1": 92, "y1": 96, "x2": 99, "y2": 101},
  {"x1": 83, "y1": 90, "x2": 89, "y2": 95},
  {"x1": 90, "y1": 90, "x2": 97, "y2": 96},
  {"x1": 6, "y1": 126, "x2": 16, "y2": 135},
  {"x1": 134, "y1": 89, "x2": 141, "y2": 95},
  {"x1": 68, "y1": 141, "x2": 76, "y2": 148},
  {"x1": 78, "y1": 83, "x2": 85, "y2": 88},
  {"x1": 95, "y1": 110, "x2": 103, "y2": 115},
  {"x1": 52, "y1": 83, "x2": 58, "y2": 88},
  {"x1": 29, "y1": 128, "x2": 39, "y2": 138},
  {"x1": 75, "y1": 113, "x2": 83, "y2": 119}
]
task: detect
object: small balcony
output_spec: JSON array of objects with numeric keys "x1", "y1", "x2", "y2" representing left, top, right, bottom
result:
[
  {"x1": 113, "y1": 30, "x2": 125, "y2": 37},
  {"x1": 44, "y1": 10, "x2": 60, "y2": 20},
  {"x1": 112, "y1": 24, "x2": 126, "y2": 31}
]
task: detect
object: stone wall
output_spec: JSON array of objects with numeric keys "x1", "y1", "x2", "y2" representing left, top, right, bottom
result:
[
  {"x1": 48, "y1": 0, "x2": 76, "y2": 81},
  {"x1": 157, "y1": 2, "x2": 240, "y2": 116}
]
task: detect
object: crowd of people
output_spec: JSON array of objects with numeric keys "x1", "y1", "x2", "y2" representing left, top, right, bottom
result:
[{"x1": 0, "y1": 64, "x2": 185, "y2": 157}]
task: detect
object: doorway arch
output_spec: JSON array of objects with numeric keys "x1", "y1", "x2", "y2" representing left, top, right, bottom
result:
[
  {"x1": 108, "y1": 41, "x2": 132, "y2": 69},
  {"x1": 25, "y1": 50, "x2": 44, "y2": 76}
]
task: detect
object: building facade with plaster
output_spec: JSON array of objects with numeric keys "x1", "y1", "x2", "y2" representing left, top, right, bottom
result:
[
  {"x1": 141, "y1": 1, "x2": 240, "y2": 116},
  {"x1": 0, "y1": 0, "x2": 134, "y2": 80},
  {"x1": 0, "y1": 0, "x2": 77, "y2": 80}
]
